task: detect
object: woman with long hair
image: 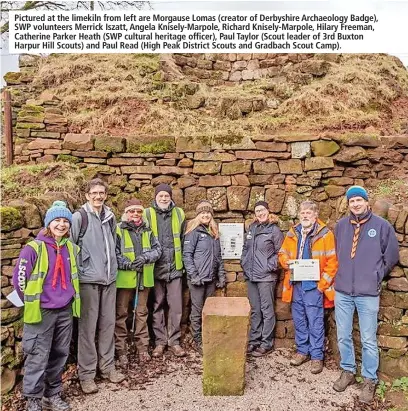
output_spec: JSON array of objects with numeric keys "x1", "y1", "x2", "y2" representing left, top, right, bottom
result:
[
  {"x1": 183, "y1": 200, "x2": 226, "y2": 353},
  {"x1": 12, "y1": 201, "x2": 80, "y2": 411},
  {"x1": 241, "y1": 200, "x2": 283, "y2": 357}
]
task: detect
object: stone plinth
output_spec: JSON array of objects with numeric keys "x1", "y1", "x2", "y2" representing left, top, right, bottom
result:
[{"x1": 202, "y1": 297, "x2": 250, "y2": 396}]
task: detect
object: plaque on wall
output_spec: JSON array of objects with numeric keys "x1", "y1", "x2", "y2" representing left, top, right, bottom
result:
[{"x1": 219, "y1": 223, "x2": 244, "y2": 259}]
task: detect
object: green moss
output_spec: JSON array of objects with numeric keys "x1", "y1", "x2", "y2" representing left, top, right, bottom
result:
[
  {"x1": 21, "y1": 105, "x2": 44, "y2": 113},
  {"x1": 15, "y1": 122, "x2": 45, "y2": 130},
  {"x1": 4, "y1": 72, "x2": 21, "y2": 84},
  {"x1": 18, "y1": 111, "x2": 45, "y2": 120},
  {"x1": 14, "y1": 137, "x2": 29, "y2": 145},
  {"x1": 127, "y1": 137, "x2": 175, "y2": 154},
  {"x1": 57, "y1": 154, "x2": 80, "y2": 164},
  {"x1": 94, "y1": 136, "x2": 125, "y2": 153},
  {"x1": 213, "y1": 134, "x2": 243, "y2": 145},
  {"x1": 0, "y1": 207, "x2": 24, "y2": 232}
]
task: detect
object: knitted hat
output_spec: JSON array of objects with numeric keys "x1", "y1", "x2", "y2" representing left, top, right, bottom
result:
[
  {"x1": 346, "y1": 186, "x2": 368, "y2": 201},
  {"x1": 254, "y1": 200, "x2": 269, "y2": 211},
  {"x1": 44, "y1": 201, "x2": 72, "y2": 227},
  {"x1": 155, "y1": 183, "x2": 172, "y2": 199},
  {"x1": 124, "y1": 199, "x2": 144, "y2": 213},
  {"x1": 196, "y1": 200, "x2": 214, "y2": 216}
]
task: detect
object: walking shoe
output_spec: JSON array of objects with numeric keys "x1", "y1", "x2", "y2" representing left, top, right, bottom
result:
[
  {"x1": 101, "y1": 368, "x2": 126, "y2": 384},
  {"x1": 117, "y1": 354, "x2": 128, "y2": 368},
  {"x1": 138, "y1": 351, "x2": 151, "y2": 363},
  {"x1": 310, "y1": 360, "x2": 324, "y2": 374},
  {"x1": 152, "y1": 344, "x2": 166, "y2": 358},
  {"x1": 251, "y1": 347, "x2": 274, "y2": 357},
  {"x1": 26, "y1": 398, "x2": 42, "y2": 411},
  {"x1": 290, "y1": 353, "x2": 310, "y2": 366},
  {"x1": 168, "y1": 345, "x2": 186, "y2": 357},
  {"x1": 333, "y1": 370, "x2": 356, "y2": 392},
  {"x1": 80, "y1": 379, "x2": 98, "y2": 394},
  {"x1": 42, "y1": 393, "x2": 71, "y2": 411},
  {"x1": 247, "y1": 344, "x2": 258, "y2": 354},
  {"x1": 359, "y1": 378, "x2": 376, "y2": 404}
]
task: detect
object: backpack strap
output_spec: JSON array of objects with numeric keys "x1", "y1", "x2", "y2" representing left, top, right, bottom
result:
[{"x1": 76, "y1": 208, "x2": 88, "y2": 248}]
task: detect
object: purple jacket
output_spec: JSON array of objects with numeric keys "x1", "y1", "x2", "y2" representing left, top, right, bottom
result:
[
  {"x1": 12, "y1": 231, "x2": 75, "y2": 309},
  {"x1": 334, "y1": 211, "x2": 399, "y2": 297}
]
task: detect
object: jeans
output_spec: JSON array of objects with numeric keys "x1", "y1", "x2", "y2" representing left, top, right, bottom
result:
[{"x1": 335, "y1": 291, "x2": 380, "y2": 381}]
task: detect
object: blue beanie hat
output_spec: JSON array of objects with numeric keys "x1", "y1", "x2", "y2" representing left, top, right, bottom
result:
[
  {"x1": 346, "y1": 186, "x2": 368, "y2": 201},
  {"x1": 44, "y1": 201, "x2": 72, "y2": 227}
]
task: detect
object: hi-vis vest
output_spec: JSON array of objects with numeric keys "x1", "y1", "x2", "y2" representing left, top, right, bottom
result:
[
  {"x1": 116, "y1": 226, "x2": 154, "y2": 288},
  {"x1": 143, "y1": 207, "x2": 185, "y2": 271},
  {"x1": 24, "y1": 240, "x2": 81, "y2": 324}
]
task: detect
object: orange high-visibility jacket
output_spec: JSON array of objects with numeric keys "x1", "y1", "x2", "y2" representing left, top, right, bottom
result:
[{"x1": 278, "y1": 220, "x2": 338, "y2": 308}]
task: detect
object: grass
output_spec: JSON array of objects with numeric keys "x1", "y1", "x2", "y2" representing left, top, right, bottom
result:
[
  {"x1": 369, "y1": 180, "x2": 408, "y2": 203},
  {"x1": 24, "y1": 53, "x2": 408, "y2": 138}
]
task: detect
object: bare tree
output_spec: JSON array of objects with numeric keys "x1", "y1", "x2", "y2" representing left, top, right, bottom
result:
[{"x1": 1, "y1": 1, "x2": 150, "y2": 34}]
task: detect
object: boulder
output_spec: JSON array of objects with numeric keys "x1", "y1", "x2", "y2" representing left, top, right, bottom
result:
[
  {"x1": 176, "y1": 136, "x2": 211, "y2": 152},
  {"x1": 1, "y1": 308, "x2": 22, "y2": 325},
  {"x1": 94, "y1": 135, "x2": 125, "y2": 153},
  {"x1": 388, "y1": 277, "x2": 408, "y2": 292},
  {"x1": 184, "y1": 187, "x2": 207, "y2": 212},
  {"x1": 1, "y1": 367, "x2": 16, "y2": 395},
  {"x1": 265, "y1": 188, "x2": 285, "y2": 213},
  {"x1": 227, "y1": 186, "x2": 250, "y2": 211},
  {"x1": 226, "y1": 281, "x2": 248, "y2": 297},
  {"x1": 63, "y1": 133, "x2": 94, "y2": 151},
  {"x1": 304, "y1": 157, "x2": 334, "y2": 171},
  {"x1": 207, "y1": 187, "x2": 227, "y2": 211},
  {"x1": 279, "y1": 159, "x2": 303, "y2": 175},
  {"x1": 202, "y1": 297, "x2": 250, "y2": 396},
  {"x1": 291, "y1": 142, "x2": 311, "y2": 159},
  {"x1": 0, "y1": 207, "x2": 24, "y2": 232},
  {"x1": 222, "y1": 160, "x2": 251, "y2": 175},
  {"x1": 377, "y1": 336, "x2": 407, "y2": 350},
  {"x1": 253, "y1": 161, "x2": 279, "y2": 174},
  {"x1": 335, "y1": 146, "x2": 367, "y2": 163},
  {"x1": 248, "y1": 187, "x2": 265, "y2": 210},
  {"x1": 27, "y1": 138, "x2": 61, "y2": 150},
  {"x1": 311, "y1": 140, "x2": 340, "y2": 157}
]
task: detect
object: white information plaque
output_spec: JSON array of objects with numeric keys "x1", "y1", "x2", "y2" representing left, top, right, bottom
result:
[
  {"x1": 219, "y1": 223, "x2": 244, "y2": 260},
  {"x1": 290, "y1": 259, "x2": 320, "y2": 281}
]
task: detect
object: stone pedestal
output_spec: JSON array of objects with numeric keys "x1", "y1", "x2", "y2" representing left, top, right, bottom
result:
[{"x1": 202, "y1": 296, "x2": 250, "y2": 396}]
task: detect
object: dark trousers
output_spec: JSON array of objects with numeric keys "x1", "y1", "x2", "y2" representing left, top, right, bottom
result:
[
  {"x1": 247, "y1": 280, "x2": 277, "y2": 350},
  {"x1": 188, "y1": 280, "x2": 216, "y2": 344},
  {"x1": 292, "y1": 282, "x2": 324, "y2": 360},
  {"x1": 78, "y1": 283, "x2": 116, "y2": 381},
  {"x1": 152, "y1": 278, "x2": 183, "y2": 346},
  {"x1": 115, "y1": 287, "x2": 150, "y2": 356},
  {"x1": 22, "y1": 305, "x2": 72, "y2": 398}
]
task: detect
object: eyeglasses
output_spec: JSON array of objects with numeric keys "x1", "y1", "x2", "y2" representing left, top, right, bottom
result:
[
  {"x1": 127, "y1": 209, "x2": 143, "y2": 215},
  {"x1": 88, "y1": 191, "x2": 106, "y2": 198}
]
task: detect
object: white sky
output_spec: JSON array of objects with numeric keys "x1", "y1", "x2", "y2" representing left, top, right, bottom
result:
[{"x1": 1, "y1": 0, "x2": 407, "y2": 84}]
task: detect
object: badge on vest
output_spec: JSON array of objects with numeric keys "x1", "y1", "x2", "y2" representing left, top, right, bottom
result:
[
  {"x1": 200, "y1": 233, "x2": 206, "y2": 238},
  {"x1": 368, "y1": 229, "x2": 377, "y2": 238},
  {"x1": 246, "y1": 232, "x2": 252, "y2": 240}
]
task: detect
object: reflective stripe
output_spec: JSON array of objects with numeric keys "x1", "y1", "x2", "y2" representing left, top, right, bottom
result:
[
  {"x1": 322, "y1": 272, "x2": 333, "y2": 284},
  {"x1": 311, "y1": 249, "x2": 336, "y2": 257},
  {"x1": 325, "y1": 249, "x2": 336, "y2": 256},
  {"x1": 24, "y1": 293, "x2": 42, "y2": 302}
]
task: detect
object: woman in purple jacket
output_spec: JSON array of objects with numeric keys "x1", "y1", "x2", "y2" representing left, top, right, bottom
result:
[{"x1": 12, "y1": 201, "x2": 80, "y2": 411}]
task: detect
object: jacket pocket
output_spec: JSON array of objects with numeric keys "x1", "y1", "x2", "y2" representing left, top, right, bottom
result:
[{"x1": 23, "y1": 333, "x2": 38, "y2": 356}]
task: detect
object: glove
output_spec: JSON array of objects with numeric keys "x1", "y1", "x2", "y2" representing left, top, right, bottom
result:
[{"x1": 132, "y1": 256, "x2": 145, "y2": 271}]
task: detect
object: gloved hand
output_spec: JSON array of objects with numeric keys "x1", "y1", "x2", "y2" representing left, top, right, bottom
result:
[{"x1": 132, "y1": 256, "x2": 146, "y2": 271}]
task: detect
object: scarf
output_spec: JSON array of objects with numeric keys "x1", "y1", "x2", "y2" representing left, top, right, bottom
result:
[
  {"x1": 350, "y1": 210, "x2": 371, "y2": 259},
  {"x1": 49, "y1": 238, "x2": 68, "y2": 290}
]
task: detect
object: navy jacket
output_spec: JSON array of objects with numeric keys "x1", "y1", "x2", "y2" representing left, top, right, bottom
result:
[
  {"x1": 334, "y1": 211, "x2": 399, "y2": 297},
  {"x1": 183, "y1": 225, "x2": 226, "y2": 286},
  {"x1": 241, "y1": 221, "x2": 283, "y2": 282}
]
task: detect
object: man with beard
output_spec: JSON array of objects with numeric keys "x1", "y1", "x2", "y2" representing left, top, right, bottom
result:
[
  {"x1": 143, "y1": 184, "x2": 186, "y2": 357},
  {"x1": 279, "y1": 200, "x2": 338, "y2": 375},
  {"x1": 332, "y1": 186, "x2": 399, "y2": 404}
]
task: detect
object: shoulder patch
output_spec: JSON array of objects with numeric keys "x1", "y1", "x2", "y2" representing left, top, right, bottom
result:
[{"x1": 368, "y1": 228, "x2": 377, "y2": 238}]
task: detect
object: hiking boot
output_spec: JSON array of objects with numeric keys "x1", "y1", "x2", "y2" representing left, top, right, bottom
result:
[
  {"x1": 138, "y1": 351, "x2": 151, "y2": 363},
  {"x1": 310, "y1": 360, "x2": 324, "y2": 374},
  {"x1": 333, "y1": 370, "x2": 356, "y2": 392},
  {"x1": 80, "y1": 379, "x2": 98, "y2": 394},
  {"x1": 168, "y1": 345, "x2": 186, "y2": 357},
  {"x1": 117, "y1": 354, "x2": 128, "y2": 368},
  {"x1": 290, "y1": 353, "x2": 310, "y2": 366},
  {"x1": 101, "y1": 368, "x2": 126, "y2": 384},
  {"x1": 152, "y1": 344, "x2": 166, "y2": 358},
  {"x1": 251, "y1": 347, "x2": 274, "y2": 357},
  {"x1": 26, "y1": 398, "x2": 42, "y2": 411},
  {"x1": 247, "y1": 344, "x2": 258, "y2": 354},
  {"x1": 42, "y1": 393, "x2": 70, "y2": 411},
  {"x1": 359, "y1": 378, "x2": 376, "y2": 404}
]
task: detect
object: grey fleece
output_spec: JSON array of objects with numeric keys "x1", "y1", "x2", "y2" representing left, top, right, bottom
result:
[{"x1": 70, "y1": 203, "x2": 118, "y2": 285}]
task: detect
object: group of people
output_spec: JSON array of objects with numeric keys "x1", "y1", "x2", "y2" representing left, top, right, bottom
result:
[{"x1": 12, "y1": 179, "x2": 399, "y2": 411}]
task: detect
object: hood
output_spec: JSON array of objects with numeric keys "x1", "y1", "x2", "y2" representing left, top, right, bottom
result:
[{"x1": 35, "y1": 230, "x2": 60, "y2": 246}]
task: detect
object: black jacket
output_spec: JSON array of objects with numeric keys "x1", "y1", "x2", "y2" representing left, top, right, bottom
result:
[
  {"x1": 147, "y1": 202, "x2": 186, "y2": 282},
  {"x1": 116, "y1": 220, "x2": 162, "y2": 270},
  {"x1": 183, "y1": 225, "x2": 226, "y2": 287},
  {"x1": 241, "y1": 221, "x2": 283, "y2": 282}
]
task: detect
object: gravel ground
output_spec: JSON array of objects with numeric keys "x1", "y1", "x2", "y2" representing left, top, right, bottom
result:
[{"x1": 69, "y1": 349, "x2": 360, "y2": 411}]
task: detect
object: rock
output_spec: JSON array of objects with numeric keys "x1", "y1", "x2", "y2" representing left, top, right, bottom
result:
[
  {"x1": 176, "y1": 136, "x2": 211, "y2": 152},
  {"x1": 0, "y1": 207, "x2": 24, "y2": 232},
  {"x1": 298, "y1": 59, "x2": 330, "y2": 76},
  {"x1": 227, "y1": 186, "x2": 250, "y2": 211},
  {"x1": 27, "y1": 138, "x2": 61, "y2": 150},
  {"x1": 207, "y1": 187, "x2": 227, "y2": 211},
  {"x1": 278, "y1": 159, "x2": 303, "y2": 175},
  {"x1": 342, "y1": 135, "x2": 381, "y2": 148},
  {"x1": 372, "y1": 200, "x2": 392, "y2": 219},
  {"x1": 253, "y1": 161, "x2": 279, "y2": 174},
  {"x1": 377, "y1": 336, "x2": 407, "y2": 350},
  {"x1": 178, "y1": 158, "x2": 194, "y2": 168},
  {"x1": 388, "y1": 277, "x2": 408, "y2": 292},
  {"x1": 194, "y1": 152, "x2": 236, "y2": 162},
  {"x1": 1, "y1": 367, "x2": 16, "y2": 395},
  {"x1": 265, "y1": 188, "x2": 285, "y2": 213},
  {"x1": 193, "y1": 162, "x2": 221, "y2": 175},
  {"x1": 44, "y1": 113, "x2": 67, "y2": 124},
  {"x1": 30, "y1": 131, "x2": 61, "y2": 139},
  {"x1": 291, "y1": 142, "x2": 311, "y2": 159},
  {"x1": 15, "y1": 122, "x2": 45, "y2": 130},
  {"x1": 63, "y1": 133, "x2": 94, "y2": 151},
  {"x1": 255, "y1": 142, "x2": 287, "y2": 152},
  {"x1": 387, "y1": 205, "x2": 402, "y2": 226},
  {"x1": 379, "y1": 352, "x2": 408, "y2": 378},
  {"x1": 335, "y1": 146, "x2": 367, "y2": 163},
  {"x1": 248, "y1": 187, "x2": 265, "y2": 210},
  {"x1": 380, "y1": 290, "x2": 395, "y2": 307},
  {"x1": 94, "y1": 135, "x2": 125, "y2": 153},
  {"x1": 121, "y1": 165, "x2": 160, "y2": 174},
  {"x1": 395, "y1": 208, "x2": 408, "y2": 233},
  {"x1": 202, "y1": 297, "x2": 250, "y2": 396},
  {"x1": 274, "y1": 132, "x2": 319, "y2": 143},
  {"x1": 107, "y1": 158, "x2": 144, "y2": 166},
  {"x1": 324, "y1": 185, "x2": 346, "y2": 198},
  {"x1": 311, "y1": 140, "x2": 340, "y2": 157},
  {"x1": 211, "y1": 135, "x2": 256, "y2": 150},
  {"x1": 199, "y1": 176, "x2": 231, "y2": 187},
  {"x1": 304, "y1": 157, "x2": 334, "y2": 171},
  {"x1": 234, "y1": 175, "x2": 250, "y2": 186},
  {"x1": 184, "y1": 187, "x2": 207, "y2": 212},
  {"x1": 226, "y1": 282, "x2": 248, "y2": 297},
  {"x1": 222, "y1": 160, "x2": 251, "y2": 175},
  {"x1": 390, "y1": 266, "x2": 405, "y2": 278},
  {"x1": 186, "y1": 94, "x2": 205, "y2": 109},
  {"x1": 1, "y1": 308, "x2": 22, "y2": 325},
  {"x1": 7, "y1": 200, "x2": 42, "y2": 229},
  {"x1": 378, "y1": 306, "x2": 403, "y2": 322},
  {"x1": 1, "y1": 327, "x2": 9, "y2": 342},
  {"x1": 282, "y1": 195, "x2": 298, "y2": 218},
  {"x1": 275, "y1": 299, "x2": 292, "y2": 320},
  {"x1": 396, "y1": 292, "x2": 408, "y2": 309},
  {"x1": 177, "y1": 175, "x2": 196, "y2": 189}
]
